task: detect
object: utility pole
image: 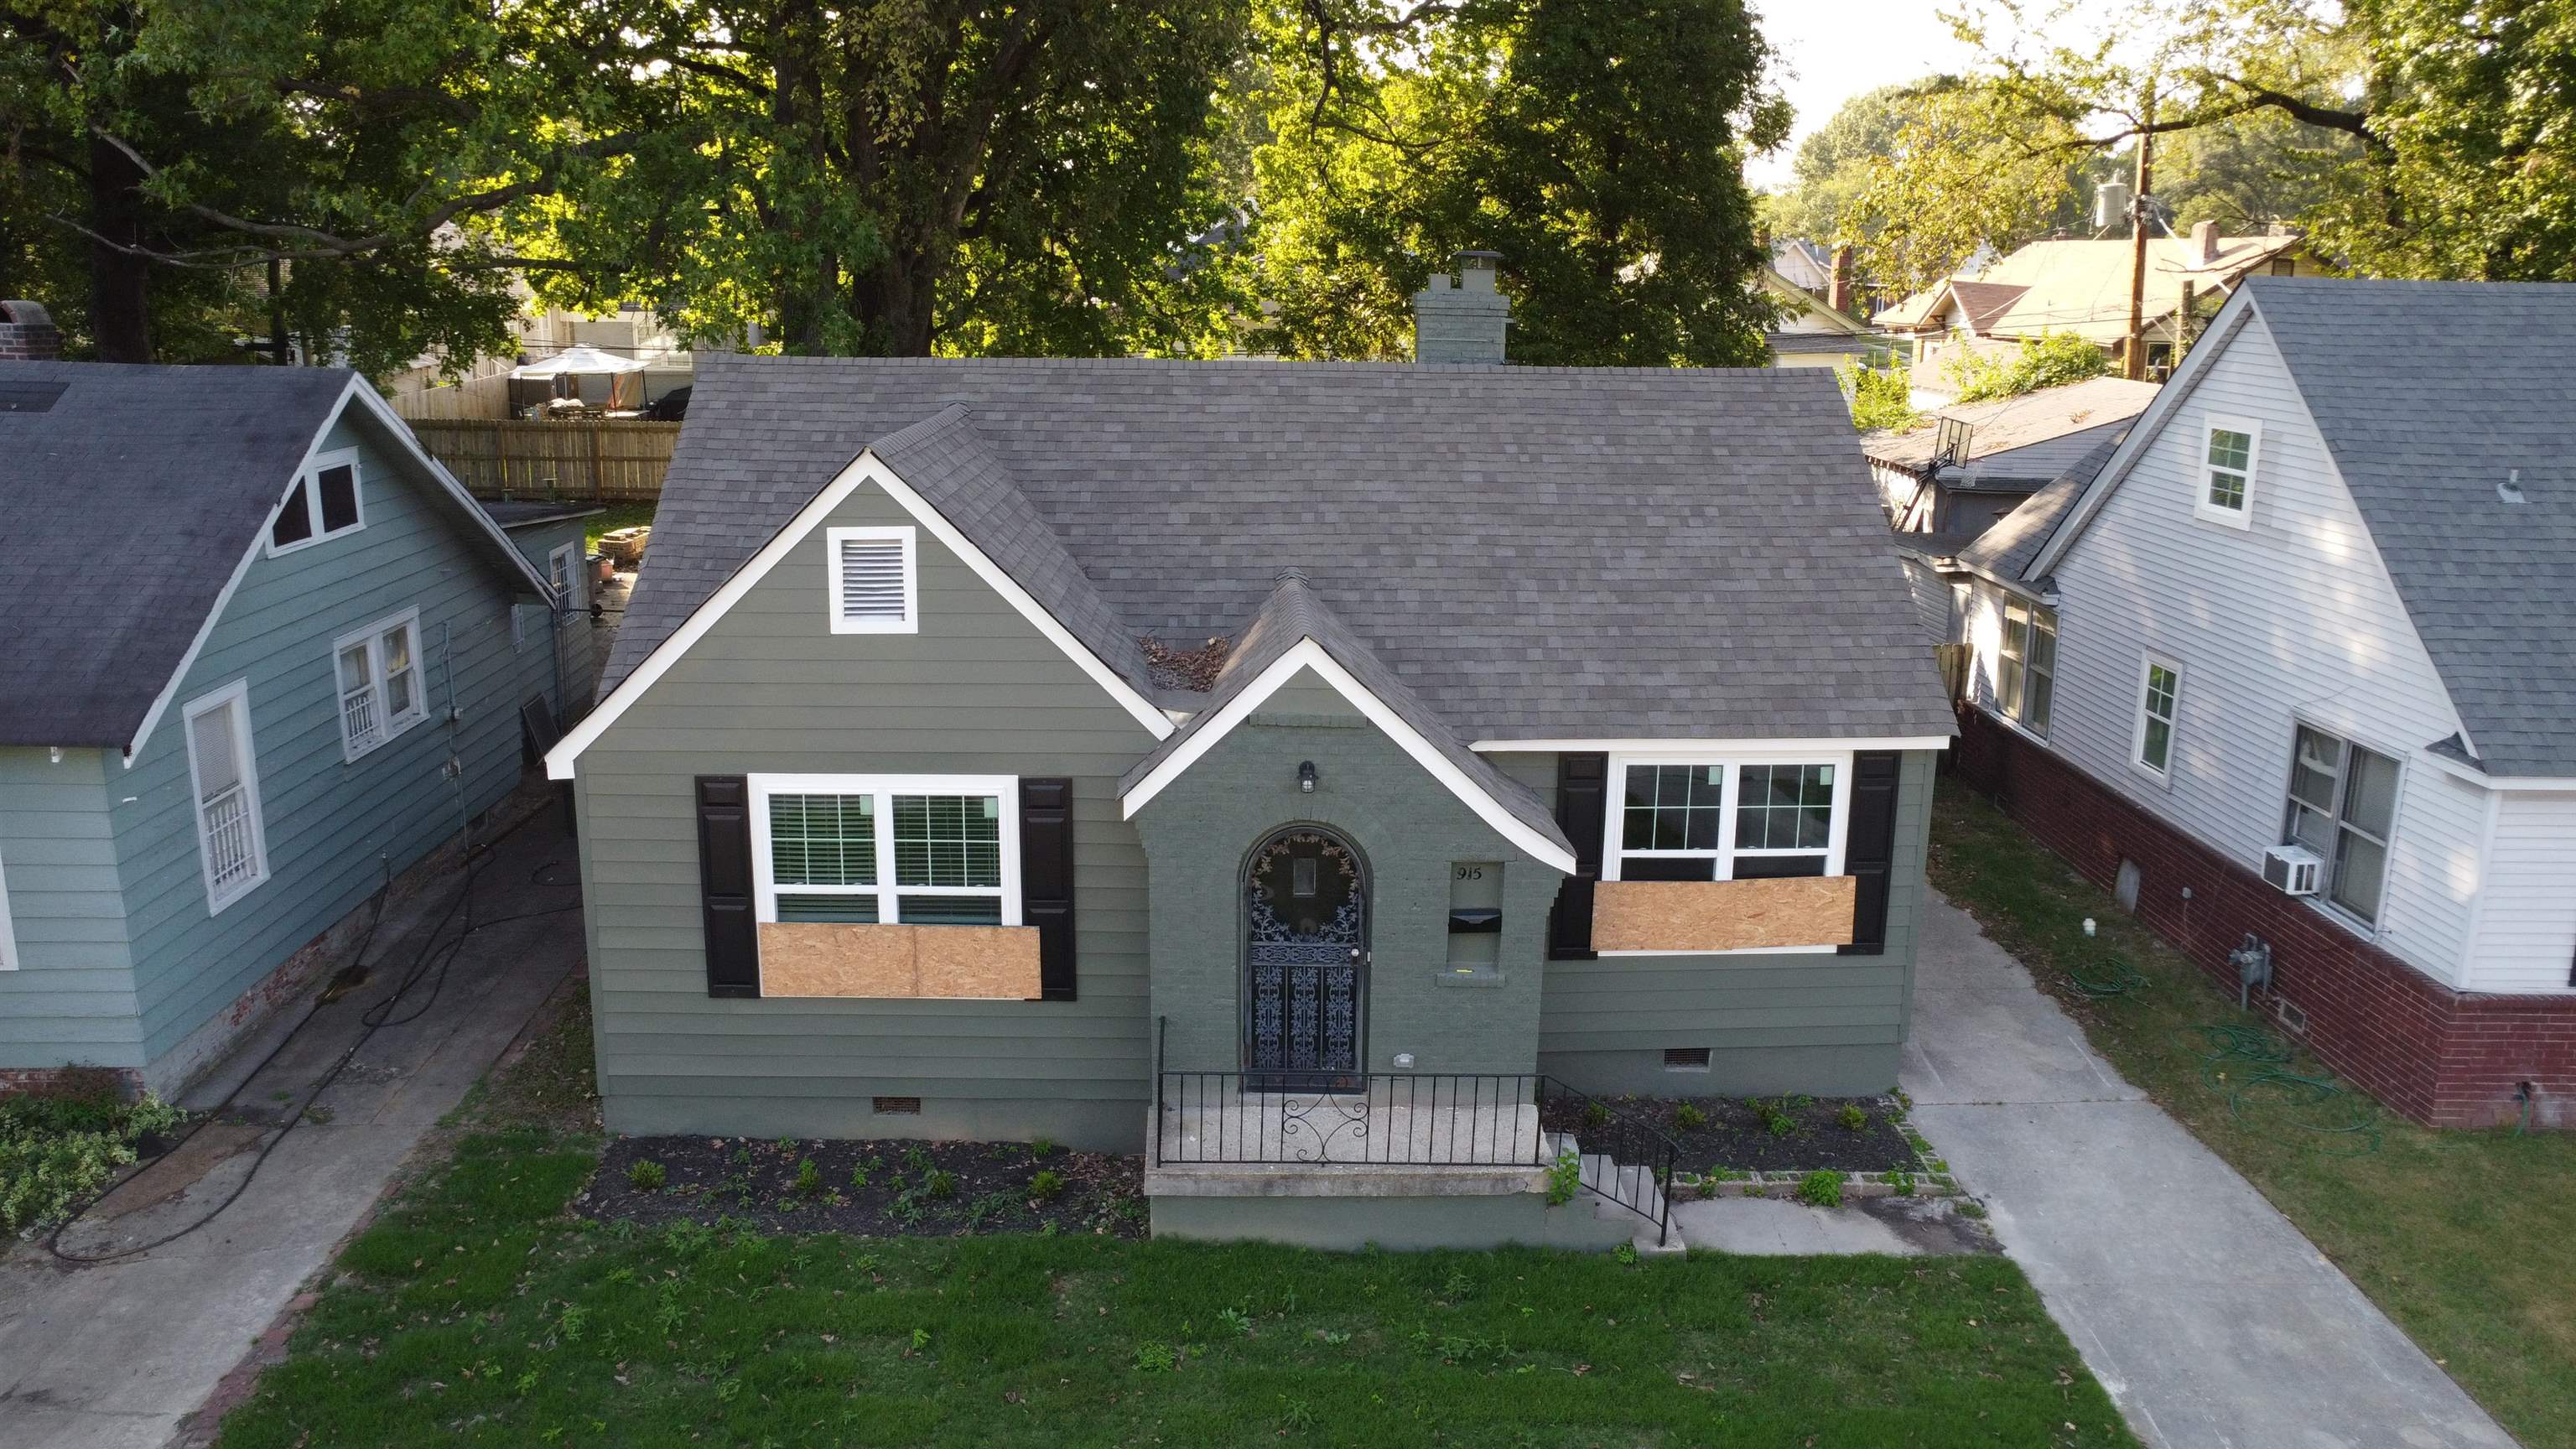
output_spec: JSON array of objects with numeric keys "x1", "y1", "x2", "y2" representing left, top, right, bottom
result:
[{"x1": 2123, "y1": 87, "x2": 2157, "y2": 381}]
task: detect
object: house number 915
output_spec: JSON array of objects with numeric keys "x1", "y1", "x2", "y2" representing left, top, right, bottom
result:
[{"x1": 1453, "y1": 865, "x2": 1485, "y2": 880}]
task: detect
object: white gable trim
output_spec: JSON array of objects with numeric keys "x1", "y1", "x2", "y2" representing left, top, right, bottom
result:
[
  {"x1": 1120, "y1": 639, "x2": 1579, "y2": 874},
  {"x1": 122, "y1": 376, "x2": 557, "y2": 765},
  {"x1": 547, "y1": 449, "x2": 1171, "y2": 779}
]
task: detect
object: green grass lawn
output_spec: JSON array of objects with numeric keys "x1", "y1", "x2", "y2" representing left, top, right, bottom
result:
[
  {"x1": 213, "y1": 990, "x2": 2132, "y2": 1449},
  {"x1": 1930, "y1": 777, "x2": 2576, "y2": 1448}
]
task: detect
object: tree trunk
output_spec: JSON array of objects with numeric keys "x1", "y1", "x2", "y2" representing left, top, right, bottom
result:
[
  {"x1": 85, "y1": 132, "x2": 153, "y2": 363},
  {"x1": 770, "y1": 0, "x2": 834, "y2": 354}
]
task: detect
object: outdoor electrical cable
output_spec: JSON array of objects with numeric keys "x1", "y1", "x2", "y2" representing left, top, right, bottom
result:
[{"x1": 44, "y1": 808, "x2": 581, "y2": 1266}]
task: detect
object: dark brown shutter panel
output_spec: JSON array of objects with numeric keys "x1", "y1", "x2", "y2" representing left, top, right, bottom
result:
[
  {"x1": 1020, "y1": 778, "x2": 1077, "y2": 1000},
  {"x1": 695, "y1": 776, "x2": 760, "y2": 997},
  {"x1": 1839, "y1": 751, "x2": 1903, "y2": 956},
  {"x1": 1547, "y1": 753, "x2": 1607, "y2": 960}
]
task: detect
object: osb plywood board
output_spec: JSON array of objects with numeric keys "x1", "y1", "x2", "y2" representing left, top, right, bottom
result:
[
  {"x1": 1591, "y1": 876, "x2": 1857, "y2": 953},
  {"x1": 757, "y1": 924, "x2": 1041, "y2": 1000}
]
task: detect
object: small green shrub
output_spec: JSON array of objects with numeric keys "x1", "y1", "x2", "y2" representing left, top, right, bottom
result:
[
  {"x1": 626, "y1": 1159, "x2": 667, "y2": 1191},
  {"x1": 1836, "y1": 1104, "x2": 1868, "y2": 1132},
  {"x1": 1029, "y1": 1136, "x2": 1054, "y2": 1159},
  {"x1": 1672, "y1": 1101, "x2": 1707, "y2": 1131},
  {"x1": 793, "y1": 1158, "x2": 822, "y2": 1195},
  {"x1": 0, "y1": 1081, "x2": 184, "y2": 1233},
  {"x1": 1545, "y1": 1150, "x2": 1581, "y2": 1206},
  {"x1": 904, "y1": 1145, "x2": 934, "y2": 1173},
  {"x1": 1581, "y1": 1101, "x2": 1611, "y2": 1130},
  {"x1": 1795, "y1": 1170, "x2": 1846, "y2": 1208},
  {"x1": 1028, "y1": 1168, "x2": 1066, "y2": 1202},
  {"x1": 849, "y1": 1165, "x2": 871, "y2": 1189},
  {"x1": 1613, "y1": 1242, "x2": 1639, "y2": 1265},
  {"x1": 926, "y1": 1168, "x2": 958, "y2": 1199},
  {"x1": 1888, "y1": 1170, "x2": 1916, "y2": 1196}
]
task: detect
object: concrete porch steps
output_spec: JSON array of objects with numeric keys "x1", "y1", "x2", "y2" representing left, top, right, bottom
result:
[{"x1": 1549, "y1": 1132, "x2": 1680, "y2": 1255}]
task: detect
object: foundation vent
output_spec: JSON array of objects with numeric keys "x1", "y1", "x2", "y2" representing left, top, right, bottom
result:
[
  {"x1": 1662, "y1": 1047, "x2": 1712, "y2": 1071},
  {"x1": 871, "y1": 1095, "x2": 923, "y2": 1115}
]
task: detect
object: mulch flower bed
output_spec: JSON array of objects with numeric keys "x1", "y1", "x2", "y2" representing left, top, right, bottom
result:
[
  {"x1": 584, "y1": 1135, "x2": 1148, "y2": 1239},
  {"x1": 1540, "y1": 1093, "x2": 1921, "y2": 1176}
]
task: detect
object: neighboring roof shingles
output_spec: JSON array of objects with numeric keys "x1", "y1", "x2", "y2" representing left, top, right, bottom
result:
[
  {"x1": 610, "y1": 357, "x2": 1954, "y2": 744},
  {"x1": 1956, "y1": 436, "x2": 2123, "y2": 584},
  {"x1": 1943, "y1": 280, "x2": 2031, "y2": 333},
  {"x1": 0, "y1": 363, "x2": 354, "y2": 746},
  {"x1": 1864, "y1": 377, "x2": 2158, "y2": 485},
  {"x1": 1765, "y1": 332, "x2": 1877, "y2": 356},
  {"x1": 1119, "y1": 570, "x2": 1570, "y2": 854},
  {"x1": 2246, "y1": 278, "x2": 2576, "y2": 776}
]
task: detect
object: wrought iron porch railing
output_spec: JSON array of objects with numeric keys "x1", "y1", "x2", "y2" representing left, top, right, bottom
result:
[{"x1": 1155, "y1": 1069, "x2": 1549, "y2": 1167}]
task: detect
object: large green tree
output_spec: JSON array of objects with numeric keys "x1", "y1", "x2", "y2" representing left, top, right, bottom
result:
[
  {"x1": 1239, "y1": 0, "x2": 1789, "y2": 365},
  {"x1": 1759, "y1": 83, "x2": 1915, "y2": 245}
]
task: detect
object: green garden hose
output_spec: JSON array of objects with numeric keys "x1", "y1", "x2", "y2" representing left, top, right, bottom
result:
[
  {"x1": 2176, "y1": 1023, "x2": 2383, "y2": 1156},
  {"x1": 2064, "y1": 949, "x2": 2149, "y2": 999}
]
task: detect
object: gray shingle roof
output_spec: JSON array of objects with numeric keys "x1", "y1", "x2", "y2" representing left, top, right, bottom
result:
[
  {"x1": 867, "y1": 405, "x2": 1155, "y2": 699},
  {"x1": 1119, "y1": 570, "x2": 1570, "y2": 854},
  {"x1": 1765, "y1": 332, "x2": 1877, "y2": 356},
  {"x1": 610, "y1": 356, "x2": 1955, "y2": 745},
  {"x1": 1955, "y1": 435, "x2": 2123, "y2": 585},
  {"x1": 1863, "y1": 377, "x2": 2158, "y2": 486},
  {"x1": 0, "y1": 363, "x2": 356, "y2": 746},
  {"x1": 2247, "y1": 277, "x2": 2576, "y2": 777}
]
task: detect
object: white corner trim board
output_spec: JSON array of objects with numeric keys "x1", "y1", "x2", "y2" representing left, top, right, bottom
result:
[
  {"x1": 547, "y1": 449, "x2": 1173, "y2": 780},
  {"x1": 1120, "y1": 638, "x2": 1580, "y2": 875}
]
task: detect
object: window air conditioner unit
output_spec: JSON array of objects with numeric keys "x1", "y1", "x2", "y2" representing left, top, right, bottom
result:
[{"x1": 2262, "y1": 844, "x2": 2324, "y2": 896}]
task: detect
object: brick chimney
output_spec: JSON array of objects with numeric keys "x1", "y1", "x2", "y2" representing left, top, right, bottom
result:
[
  {"x1": 1828, "y1": 245, "x2": 1857, "y2": 315},
  {"x1": 1412, "y1": 252, "x2": 1510, "y2": 364},
  {"x1": 0, "y1": 301, "x2": 61, "y2": 361},
  {"x1": 2189, "y1": 220, "x2": 2220, "y2": 267}
]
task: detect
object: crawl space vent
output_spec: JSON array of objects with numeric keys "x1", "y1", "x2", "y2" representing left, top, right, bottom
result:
[{"x1": 871, "y1": 1095, "x2": 923, "y2": 1115}]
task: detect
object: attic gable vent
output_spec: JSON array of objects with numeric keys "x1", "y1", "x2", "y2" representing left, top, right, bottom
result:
[{"x1": 826, "y1": 525, "x2": 917, "y2": 634}]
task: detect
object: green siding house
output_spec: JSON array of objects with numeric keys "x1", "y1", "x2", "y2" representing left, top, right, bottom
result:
[
  {"x1": 0, "y1": 362, "x2": 569, "y2": 1096},
  {"x1": 550, "y1": 323, "x2": 1953, "y2": 1248}
]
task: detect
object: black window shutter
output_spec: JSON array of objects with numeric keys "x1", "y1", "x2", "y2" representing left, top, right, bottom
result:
[
  {"x1": 1839, "y1": 751, "x2": 1903, "y2": 956},
  {"x1": 695, "y1": 776, "x2": 760, "y2": 997},
  {"x1": 1020, "y1": 778, "x2": 1077, "y2": 1000},
  {"x1": 1547, "y1": 753, "x2": 1607, "y2": 960}
]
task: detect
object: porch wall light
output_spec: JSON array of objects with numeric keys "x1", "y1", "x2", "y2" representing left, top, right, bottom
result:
[{"x1": 1297, "y1": 761, "x2": 1318, "y2": 794}]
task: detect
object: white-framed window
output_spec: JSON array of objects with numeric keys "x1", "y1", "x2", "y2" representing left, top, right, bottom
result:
[
  {"x1": 826, "y1": 526, "x2": 918, "y2": 634},
  {"x1": 332, "y1": 608, "x2": 428, "y2": 761},
  {"x1": 267, "y1": 449, "x2": 364, "y2": 554},
  {"x1": 0, "y1": 840, "x2": 18, "y2": 971},
  {"x1": 1996, "y1": 595, "x2": 2057, "y2": 737},
  {"x1": 183, "y1": 680, "x2": 270, "y2": 914},
  {"x1": 2194, "y1": 414, "x2": 2260, "y2": 528},
  {"x1": 1602, "y1": 753, "x2": 1852, "y2": 884},
  {"x1": 2283, "y1": 725, "x2": 2400, "y2": 927},
  {"x1": 2132, "y1": 655, "x2": 2182, "y2": 777},
  {"x1": 548, "y1": 542, "x2": 583, "y2": 610},
  {"x1": 748, "y1": 774, "x2": 1019, "y2": 925}
]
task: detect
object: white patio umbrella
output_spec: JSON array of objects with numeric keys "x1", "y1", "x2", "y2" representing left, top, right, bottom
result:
[{"x1": 511, "y1": 344, "x2": 649, "y2": 410}]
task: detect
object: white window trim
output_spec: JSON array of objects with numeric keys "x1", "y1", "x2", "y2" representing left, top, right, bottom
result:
[
  {"x1": 747, "y1": 772, "x2": 1021, "y2": 926},
  {"x1": 1601, "y1": 750, "x2": 1854, "y2": 886},
  {"x1": 331, "y1": 607, "x2": 429, "y2": 763},
  {"x1": 0, "y1": 840, "x2": 18, "y2": 971},
  {"x1": 1993, "y1": 594, "x2": 2057, "y2": 741},
  {"x1": 2280, "y1": 718, "x2": 2406, "y2": 939},
  {"x1": 265, "y1": 447, "x2": 366, "y2": 557},
  {"x1": 825, "y1": 525, "x2": 920, "y2": 635},
  {"x1": 548, "y1": 542, "x2": 583, "y2": 611},
  {"x1": 2191, "y1": 413, "x2": 2261, "y2": 530},
  {"x1": 2131, "y1": 652, "x2": 2184, "y2": 782},
  {"x1": 183, "y1": 680, "x2": 271, "y2": 915}
]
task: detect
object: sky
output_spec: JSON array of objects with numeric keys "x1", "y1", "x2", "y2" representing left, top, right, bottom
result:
[{"x1": 1742, "y1": 0, "x2": 1983, "y2": 190}]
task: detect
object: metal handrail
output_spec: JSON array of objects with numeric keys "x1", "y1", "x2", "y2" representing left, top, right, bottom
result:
[
  {"x1": 1154, "y1": 1070, "x2": 1547, "y2": 1167},
  {"x1": 1536, "y1": 1078, "x2": 1680, "y2": 1246}
]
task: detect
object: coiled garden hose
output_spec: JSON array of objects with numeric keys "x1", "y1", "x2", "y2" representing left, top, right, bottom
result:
[{"x1": 2176, "y1": 1023, "x2": 2382, "y2": 1156}]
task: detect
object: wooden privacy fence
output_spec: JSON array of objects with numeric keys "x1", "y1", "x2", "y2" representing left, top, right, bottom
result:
[{"x1": 408, "y1": 418, "x2": 682, "y2": 502}]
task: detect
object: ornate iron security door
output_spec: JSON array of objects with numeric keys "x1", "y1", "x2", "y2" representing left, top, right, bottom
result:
[{"x1": 1243, "y1": 828, "x2": 1367, "y2": 1084}]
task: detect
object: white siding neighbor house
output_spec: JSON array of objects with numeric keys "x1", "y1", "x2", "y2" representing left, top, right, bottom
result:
[{"x1": 1947, "y1": 277, "x2": 2576, "y2": 1129}]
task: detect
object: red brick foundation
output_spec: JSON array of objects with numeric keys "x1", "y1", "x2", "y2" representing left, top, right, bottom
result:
[{"x1": 1955, "y1": 707, "x2": 2576, "y2": 1130}]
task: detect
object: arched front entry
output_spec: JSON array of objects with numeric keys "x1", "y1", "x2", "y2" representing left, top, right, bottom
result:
[{"x1": 1241, "y1": 825, "x2": 1368, "y2": 1084}]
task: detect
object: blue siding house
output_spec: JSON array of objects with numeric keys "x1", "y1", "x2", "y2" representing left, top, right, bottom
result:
[{"x1": 0, "y1": 362, "x2": 564, "y2": 1095}]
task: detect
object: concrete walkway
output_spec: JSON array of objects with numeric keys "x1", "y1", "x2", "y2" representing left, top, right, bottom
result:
[
  {"x1": 1903, "y1": 891, "x2": 2513, "y2": 1449},
  {"x1": 0, "y1": 808, "x2": 585, "y2": 1449}
]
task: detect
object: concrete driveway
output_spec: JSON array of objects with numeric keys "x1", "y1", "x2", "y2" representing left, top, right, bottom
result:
[
  {"x1": 1903, "y1": 892, "x2": 2513, "y2": 1449},
  {"x1": 0, "y1": 805, "x2": 585, "y2": 1449}
]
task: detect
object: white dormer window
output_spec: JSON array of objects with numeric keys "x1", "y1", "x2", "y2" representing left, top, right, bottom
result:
[
  {"x1": 333, "y1": 608, "x2": 428, "y2": 761},
  {"x1": 2194, "y1": 415, "x2": 2260, "y2": 528},
  {"x1": 269, "y1": 449, "x2": 364, "y2": 553},
  {"x1": 827, "y1": 526, "x2": 918, "y2": 634}
]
